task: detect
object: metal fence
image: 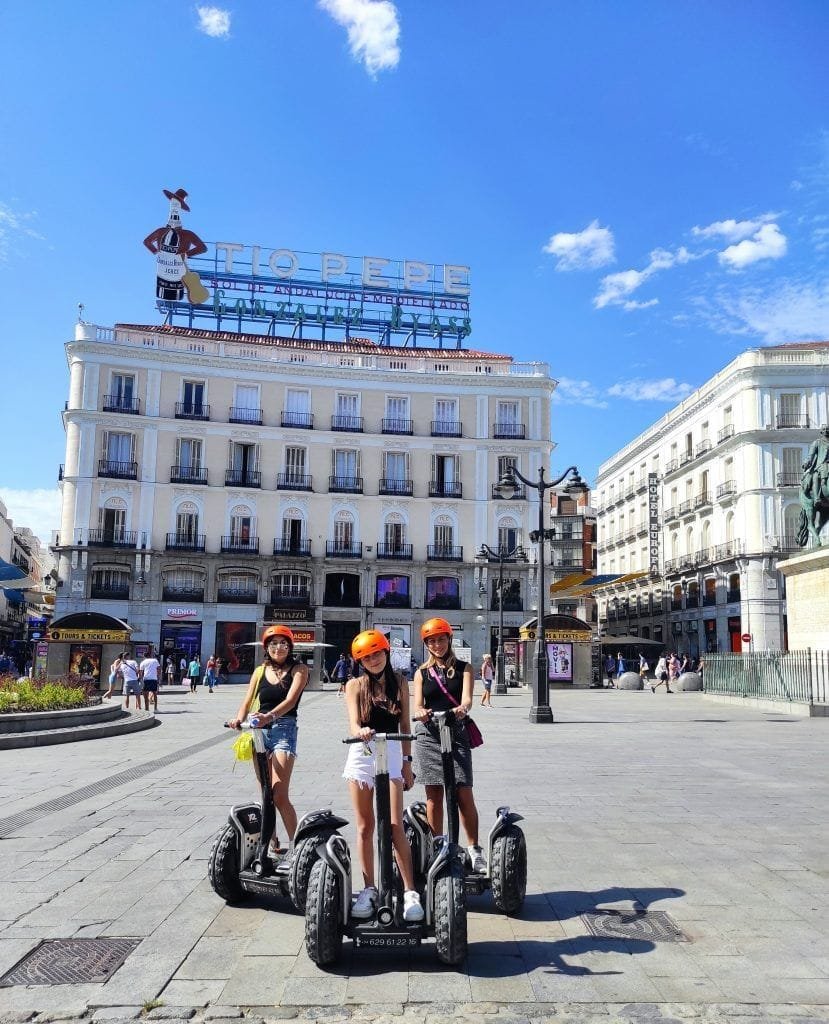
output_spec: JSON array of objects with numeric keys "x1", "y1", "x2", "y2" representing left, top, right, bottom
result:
[{"x1": 705, "y1": 650, "x2": 829, "y2": 705}]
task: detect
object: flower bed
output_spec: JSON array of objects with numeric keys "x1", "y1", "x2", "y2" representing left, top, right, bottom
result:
[{"x1": 0, "y1": 674, "x2": 96, "y2": 713}]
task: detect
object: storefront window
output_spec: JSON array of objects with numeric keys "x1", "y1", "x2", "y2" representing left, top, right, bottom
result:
[
  {"x1": 216, "y1": 621, "x2": 256, "y2": 674},
  {"x1": 425, "y1": 576, "x2": 460, "y2": 610}
]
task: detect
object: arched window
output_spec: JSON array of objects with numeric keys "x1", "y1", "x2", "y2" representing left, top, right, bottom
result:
[
  {"x1": 331, "y1": 510, "x2": 357, "y2": 555},
  {"x1": 270, "y1": 571, "x2": 311, "y2": 606},
  {"x1": 96, "y1": 496, "x2": 129, "y2": 544},
  {"x1": 217, "y1": 569, "x2": 259, "y2": 603},
  {"x1": 381, "y1": 511, "x2": 409, "y2": 556}
]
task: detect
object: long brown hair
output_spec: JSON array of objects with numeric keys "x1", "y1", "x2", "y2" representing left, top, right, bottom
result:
[{"x1": 355, "y1": 657, "x2": 400, "y2": 724}]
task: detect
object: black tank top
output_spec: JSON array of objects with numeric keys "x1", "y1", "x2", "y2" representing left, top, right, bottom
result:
[
  {"x1": 258, "y1": 663, "x2": 302, "y2": 718},
  {"x1": 362, "y1": 673, "x2": 401, "y2": 734},
  {"x1": 421, "y1": 660, "x2": 467, "y2": 711}
]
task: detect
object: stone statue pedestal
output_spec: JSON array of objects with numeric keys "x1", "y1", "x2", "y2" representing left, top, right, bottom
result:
[{"x1": 779, "y1": 547, "x2": 829, "y2": 649}]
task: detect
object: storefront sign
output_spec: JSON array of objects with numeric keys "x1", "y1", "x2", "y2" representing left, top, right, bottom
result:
[
  {"x1": 291, "y1": 629, "x2": 316, "y2": 644},
  {"x1": 264, "y1": 605, "x2": 311, "y2": 622},
  {"x1": 165, "y1": 607, "x2": 199, "y2": 619},
  {"x1": 648, "y1": 473, "x2": 660, "y2": 573},
  {"x1": 49, "y1": 628, "x2": 129, "y2": 643},
  {"x1": 519, "y1": 627, "x2": 592, "y2": 643}
]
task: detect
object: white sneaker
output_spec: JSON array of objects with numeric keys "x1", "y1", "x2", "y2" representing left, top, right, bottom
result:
[
  {"x1": 351, "y1": 885, "x2": 378, "y2": 919},
  {"x1": 403, "y1": 890, "x2": 424, "y2": 922},
  {"x1": 468, "y1": 845, "x2": 487, "y2": 873}
]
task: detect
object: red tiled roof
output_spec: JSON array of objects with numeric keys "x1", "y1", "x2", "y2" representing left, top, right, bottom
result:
[
  {"x1": 114, "y1": 323, "x2": 512, "y2": 361},
  {"x1": 765, "y1": 340, "x2": 829, "y2": 350}
]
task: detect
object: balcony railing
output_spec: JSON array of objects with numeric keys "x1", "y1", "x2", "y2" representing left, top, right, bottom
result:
[
  {"x1": 717, "y1": 423, "x2": 735, "y2": 443},
  {"x1": 679, "y1": 450, "x2": 694, "y2": 466},
  {"x1": 678, "y1": 499, "x2": 693, "y2": 515},
  {"x1": 217, "y1": 587, "x2": 259, "y2": 604},
  {"x1": 717, "y1": 480, "x2": 737, "y2": 499},
  {"x1": 429, "y1": 480, "x2": 463, "y2": 498},
  {"x1": 269, "y1": 588, "x2": 311, "y2": 606},
  {"x1": 381, "y1": 418, "x2": 413, "y2": 435},
  {"x1": 281, "y1": 410, "x2": 314, "y2": 429},
  {"x1": 695, "y1": 439, "x2": 712, "y2": 457},
  {"x1": 329, "y1": 475, "x2": 363, "y2": 493},
  {"x1": 175, "y1": 402, "x2": 210, "y2": 420},
  {"x1": 225, "y1": 469, "x2": 261, "y2": 488},
  {"x1": 431, "y1": 420, "x2": 462, "y2": 437},
  {"x1": 273, "y1": 538, "x2": 311, "y2": 556},
  {"x1": 779, "y1": 534, "x2": 801, "y2": 552},
  {"x1": 665, "y1": 459, "x2": 679, "y2": 474},
  {"x1": 331, "y1": 414, "x2": 364, "y2": 432},
  {"x1": 276, "y1": 472, "x2": 313, "y2": 491},
  {"x1": 427, "y1": 545, "x2": 463, "y2": 561},
  {"x1": 88, "y1": 529, "x2": 137, "y2": 547},
  {"x1": 491, "y1": 482, "x2": 526, "y2": 500},
  {"x1": 492, "y1": 422, "x2": 526, "y2": 439},
  {"x1": 229, "y1": 406, "x2": 263, "y2": 425},
  {"x1": 162, "y1": 586, "x2": 205, "y2": 602},
  {"x1": 220, "y1": 535, "x2": 259, "y2": 554},
  {"x1": 714, "y1": 540, "x2": 743, "y2": 561},
  {"x1": 103, "y1": 394, "x2": 141, "y2": 414},
  {"x1": 777, "y1": 472, "x2": 800, "y2": 487},
  {"x1": 98, "y1": 459, "x2": 138, "y2": 479},
  {"x1": 165, "y1": 532, "x2": 206, "y2": 551},
  {"x1": 325, "y1": 541, "x2": 363, "y2": 558},
  {"x1": 379, "y1": 478, "x2": 413, "y2": 496},
  {"x1": 695, "y1": 547, "x2": 711, "y2": 565},
  {"x1": 90, "y1": 583, "x2": 130, "y2": 600},
  {"x1": 170, "y1": 465, "x2": 208, "y2": 485},
  {"x1": 694, "y1": 491, "x2": 712, "y2": 509},
  {"x1": 376, "y1": 542, "x2": 413, "y2": 560},
  {"x1": 776, "y1": 414, "x2": 809, "y2": 429}
]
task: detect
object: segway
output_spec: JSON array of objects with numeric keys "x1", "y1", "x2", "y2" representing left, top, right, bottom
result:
[
  {"x1": 208, "y1": 719, "x2": 348, "y2": 911},
  {"x1": 304, "y1": 731, "x2": 467, "y2": 967},
  {"x1": 403, "y1": 710, "x2": 527, "y2": 914}
]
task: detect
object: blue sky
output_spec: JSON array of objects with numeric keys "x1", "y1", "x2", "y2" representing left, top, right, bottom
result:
[{"x1": 1, "y1": 1, "x2": 828, "y2": 540}]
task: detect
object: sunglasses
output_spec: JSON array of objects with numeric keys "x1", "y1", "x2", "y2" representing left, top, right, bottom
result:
[{"x1": 267, "y1": 639, "x2": 291, "y2": 648}]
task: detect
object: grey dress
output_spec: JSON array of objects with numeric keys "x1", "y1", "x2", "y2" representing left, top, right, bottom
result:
[{"x1": 414, "y1": 661, "x2": 474, "y2": 787}]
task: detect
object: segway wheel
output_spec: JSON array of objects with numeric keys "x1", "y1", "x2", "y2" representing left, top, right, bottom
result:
[
  {"x1": 433, "y1": 860, "x2": 467, "y2": 966},
  {"x1": 288, "y1": 834, "x2": 327, "y2": 912},
  {"x1": 490, "y1": 824, "x2": 527, "y2": 915},
  {"x1": 207, "y1": 824, "x2": 245, "y2": 904},
  {"x1": 304, "y1": 858, "x2": 343, "y2": 965}
]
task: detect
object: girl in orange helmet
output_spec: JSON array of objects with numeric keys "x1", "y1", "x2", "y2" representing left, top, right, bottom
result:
[
  {"x1": 413, "y1": 618, "x2": 487, "y2": 873},
  {"x1": 229, "y1": 624, "x2": 308, "y2": 854},
  {"x1": 342, "y1": 629, "x2": 423, "y2": 923}
]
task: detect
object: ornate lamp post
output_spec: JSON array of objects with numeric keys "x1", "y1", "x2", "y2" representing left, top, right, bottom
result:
[
  {"x1": 494, "y1": 464, "x2": 588, "y2": 723},
  {"x1": 476, "y1": 542, "x2": 527, "y2": 695}
]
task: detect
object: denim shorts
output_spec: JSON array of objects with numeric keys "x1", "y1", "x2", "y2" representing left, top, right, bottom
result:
[{"x1": 262, "y1": 716, "x2": 298, "y2": 757}]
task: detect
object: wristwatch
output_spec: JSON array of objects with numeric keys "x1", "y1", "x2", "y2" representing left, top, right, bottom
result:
[{"x1": 402, "y1": 755, "x2": 414, "y2": 762}]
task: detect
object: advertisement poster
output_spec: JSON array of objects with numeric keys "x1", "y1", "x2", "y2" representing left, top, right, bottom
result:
[
  {"x1": 69, "y1": 644, "x2": 102, "y2": 683},
  {"x1": 216, "y1": 621, "x2": 256, "y2": 675},
  {"x1": 34, "y1": 641, "x2": 48, "y2": 678},
  {"x1": 375, "y1": 574, "x2": 410, "y2": 608},
  {"x1": 546, "y1": 642, "x2": 573, "y2": 682},
  {"x1": 425, "y1": 576, "x2": 459, "y2": 610}
]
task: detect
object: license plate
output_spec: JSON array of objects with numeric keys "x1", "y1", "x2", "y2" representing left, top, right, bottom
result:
[{"x1": 357, "y1": 932, "x2": 419, "y2": 948}]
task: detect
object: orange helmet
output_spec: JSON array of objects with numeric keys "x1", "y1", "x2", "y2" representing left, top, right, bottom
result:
[
  {"x1": 351, "y1": 629, "x2": 390, "y2": 662},
  {"x1": 421, "y1": 617, "x2": 453, "y2": 640},
  {"x1": 262, "y1": 624, "x2": 295, "y2": 648}
]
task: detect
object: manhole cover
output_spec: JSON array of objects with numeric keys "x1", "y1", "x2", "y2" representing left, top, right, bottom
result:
[
  {"x1": 581, "y1": 910, "x2": 689, "y2": 943},
  {"x1": 0, "y1": 938, "x2": 140, "y2": 986}
]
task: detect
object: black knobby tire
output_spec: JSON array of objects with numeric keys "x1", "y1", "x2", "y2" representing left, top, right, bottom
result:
[
  {"x1": 305, "y1": 858, "x2": 343, "y2": 965},
  {"x1": 289, "y1": 834, "x2": 326, "y2": 912},
  {"x1": 433, "y1": 860, "x2": 467, "y2": 966},
  {"x1": 490, "y1": 825, "x2": 527, "y2": 915},
  {"x1": 207, "y1": 823, "x2": 244, "y2": 904}
]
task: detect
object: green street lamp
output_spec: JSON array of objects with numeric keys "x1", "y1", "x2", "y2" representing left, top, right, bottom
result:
[
  {"x1": 494, "y1": 464, "x2": 588, "y2": 723},
  {"x1": 476, "y1": 542, "x2": 528, "y2": 695}
]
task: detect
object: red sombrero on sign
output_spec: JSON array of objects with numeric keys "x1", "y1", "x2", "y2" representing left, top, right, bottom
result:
[{"x1": 163, "y1": 188, "x2": 190, "y2": 211}]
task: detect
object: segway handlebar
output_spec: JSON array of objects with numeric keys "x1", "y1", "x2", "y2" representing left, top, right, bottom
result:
[
  {"x1": 223, "y1": 718, "x2": 267, "y2": 730},
  {"x1": 343, "y1": 732, "x2": 416, "y2": 743}
]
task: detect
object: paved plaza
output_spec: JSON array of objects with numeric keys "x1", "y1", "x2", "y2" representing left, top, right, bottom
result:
[{"x1": 0, "y1": 683, "x2": 827, "y2": 1024}]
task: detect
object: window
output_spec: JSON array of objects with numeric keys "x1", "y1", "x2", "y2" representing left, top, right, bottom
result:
[
  {"x1": 232, "y1": 384, "x2": 261, "y2": 422},
  {"x1": 164, "y1": 568, "x2": 203, "y2": 594},
  {"x1": 384, "y1": 519, "x2": 407, "y2": 549},
  {"x1": 282, "y1": 516, "x2": 304, "y2": 548},
  {"x1": 97, "y1": 505, "x2": 126, "y2": 541},
  {"x1": 324, "y1": 572, "x2": 360, "y2": 606},
  {"x1": 333, "y1": 449, "x2": 359, "y2": 479},
  {"x1": 271, "y1": 572, "x2": 310, "y2": 602},
  {"x1": 783, "y1": 504, "x2": 801, "y2": 544},
  {"x1": 384, "y1": 452, "x2": 408, "y2": 481},
  {"x1": 103, "y1": 431, "x2": 134, "y2": 463},
  {"x1": 285, "y1": 446, "x2": 306, "y2": 482},
  {"x1": 432, "y1": 454, "x2": 459, "y2": 487},
  {"x1": 230, "y1": 512, "x2": 254, "y2": 543},
  {"x1": 435, "y1": 398, "x2": 457, "y2": 421},
  {"x1": 91, "y1": 567, "x2": 130, "y2": 598},
  {"x1": 336, "y1": 393, "x2": 359, "y2": 417},
  {"x1": 386, "y1": 396, "x2": 409, "y2": 420},
  {"x1": 176, "y1": 506, "x2": 200, "y2": 541},
  {"x1": 177, "y1": 438, "x2": 202, "y2": 469},
  {"x1": 375, "y1": 574, "x2": 410, "y2": 608},
  {"x1": 108, "y1": 373, "x2": 135, "y2": 410},
  {"x1": 497, "y1": 524, "x2": 522, "y2": 554},
  {"x1": 433, "y1": 522, "x2": 454, "y2": 550},
  {"x1": 333, "y1": 517, "x2": 354, "y2": 551},
  {"x1": 182, "y1": 380, "x2": 206, "y2": 413},
  {"x1": 496, "y1": 401, "x2": 519, "y2": 425},
  {"x1": 286, "y1": 389, "x2": 310, "y2": 413},
  {"x1": 425, "y1": 576, "x2": 460, "y2": 610},
  {"x1": 779, "y1": 393, "x2": 804, "y2": 427}
]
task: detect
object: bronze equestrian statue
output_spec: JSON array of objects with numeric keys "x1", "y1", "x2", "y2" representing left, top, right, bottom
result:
[{"x1": 797, "y1": 425, "x2": 829, "y2": 548}]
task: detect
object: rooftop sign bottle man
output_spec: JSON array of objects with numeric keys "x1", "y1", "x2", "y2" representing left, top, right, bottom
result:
[{"x1": 143, "y1": 188, "x2": 208, "y2": 303}]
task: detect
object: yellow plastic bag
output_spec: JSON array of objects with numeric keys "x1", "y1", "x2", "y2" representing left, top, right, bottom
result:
[{"x1": 231, "y1": 731, "x2": 254, "y2": 761}]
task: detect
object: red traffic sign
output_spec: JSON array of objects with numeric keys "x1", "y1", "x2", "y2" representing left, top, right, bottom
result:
[{"x1": 741, "y1": 633, "x2": 752, "y2": 643}]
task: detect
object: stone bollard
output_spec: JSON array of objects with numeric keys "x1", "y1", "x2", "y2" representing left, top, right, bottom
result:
[
  {"x1": 617, "y1": 671, "x2": 644, "y2": 690},
  {"x1": 677, "y1": 671, "x2": 702, "y2": 691}
]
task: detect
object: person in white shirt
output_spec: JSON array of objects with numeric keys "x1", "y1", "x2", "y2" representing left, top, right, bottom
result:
[
  {"x1": 120, "y1": 654, "x2": 141, "y2": 710},
  {"x1": 139, "y1": 648, "x2": 162, "y2": 711}
]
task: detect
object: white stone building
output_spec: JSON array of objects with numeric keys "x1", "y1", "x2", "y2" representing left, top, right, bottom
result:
[{"x1": 595, "y1": 342, "x2": 829, "y2": 655}]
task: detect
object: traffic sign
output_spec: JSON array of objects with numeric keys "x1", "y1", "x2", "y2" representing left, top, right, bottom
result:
[{"x1": 741, "y1": 633, "x2": 752, "y2": 643}]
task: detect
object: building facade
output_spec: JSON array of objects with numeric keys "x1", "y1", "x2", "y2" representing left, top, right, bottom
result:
[
  {"x1": 0, "y1": 502, "x2": 52, "y2": 659},
  {"x1": 595, "y1": 342, "x2": 829, "y2": 655},
  {"x1": 548, "y1": 489, "x2": 597, "y2": 627},
  {"x1": 53, "y1": 321, "x2": 555, "y2": 680}
]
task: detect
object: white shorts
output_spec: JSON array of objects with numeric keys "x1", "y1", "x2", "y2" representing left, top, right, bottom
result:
[{"x1": 342, "y1": 739, "x2": 403, "y2": 789}]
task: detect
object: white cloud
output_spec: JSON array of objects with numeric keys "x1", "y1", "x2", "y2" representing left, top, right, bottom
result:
[
  {"x1": 719, "y1": 223, "x2": 787, "y2": 269},
  {"x1": 319, "y1": 0, "x2": 400, "y2": 76},
  {"x1": 593, "y1": 245, "x2": 697, "y2": 310},
  {"x1": 542, "y1": 220, "x2": 615, "y2": 271},
  {"x1": 196, "y1": 6, "x2": 231, "y2": 37},
  {"x1": 716, "y1": 278, "x2": 829, "y2": 344},
  {"x1": 607, "y1": 378, "x2": 695, "y2": 403},
  {"x1": 692, "y1": 213, "x2": 778, "y2": 243},
  {"x1": 552, "y1": 378, "x2": 609, "y2": 409},
  {"x1": 0, "y1": 489, "x2": 61, "y2": 544},
  {"x1": 0, "y1": 203, "x2": 43, "y2": 262}
]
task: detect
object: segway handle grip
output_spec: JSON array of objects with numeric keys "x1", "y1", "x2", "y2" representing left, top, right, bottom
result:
[{"x1": 343, "y1": 732, "x2": 416, "y2": 743}]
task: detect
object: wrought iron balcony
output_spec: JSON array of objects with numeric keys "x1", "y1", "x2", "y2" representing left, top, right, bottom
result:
[
  {"x1": 430, "y1": 420, "x2": 462, "y2": 437},
  {"x1": 90, "y1": 583, "x2": 130, "y2": 600},
  {"x1": 379, "y1": 478, "x2": 413, "y2": 496},
  {"x1": 717, "y1": 423, "x2": 735, "y2": 443},
  {"x1": 329, "y1": 475, "x2": 363, "y2": 494},
  {"x1": 679, "y1": 450, "x2": 694, "y2": 467},
  {"x1": 694, "y1": 491, "x2": 712, "y2": 509},
  {"x1": 777, "y1": 472, "x2": 800, "y2": 487},
  {"x1": 776, "y1": 414, "x2": 809, "y2": 429},
  {"x1": 87, "y1": 529, "x2": 137, "y2": 547},
  {"x1": 217, "y1": 587, "x2": 259, "y2": 604},
  {"x1": 381, "y1": 418, "x2": 413, "y2": 435},
  {"x1": 162, "y1": 586, "x2": 205, "y2": 602},
  {"x1": 695, "y1": 439, "x2": 712, "y2": 457},
  {"x1": 325, "y1": 541, "x2": 363, "y2": 558},
  {"x1": 779, "y1": 534, "x2": 801, "y2": 552},
  {"x1": 331, "y1": 414, "x2": 364, "y2": 432},
  {"x1": 273, "y1": 538, "x2": 311, "y2": 556},
  {"x1": 427, "y1": 545, "x2": 463, "y2": 561},
  {"x1": 717, "y1": 480, "x2": 737, "y2": 499},
  {"x1": 170, "y1": 465, "x2": 208, "y2": 484},
  {"x1": 175, "y1": 401, "x2": 210, "y2": 420},
  {"x1": 492, "y1": 422, "x2": 526, "y2": 439},
  {"x1": 665, "y1": 458, "x2": 679, "y2": 474},
  {"x1": 165, "y1": 532, "x2": 206, "y2": 551},
  {"x1": 225, "y1": 469, "x2": 261, "y2": 488},
  {"x1": 695, "y1": 547, "x2": 711, "y2": 565},
  {"x1": 102, "y1": 394, "x2": 141, "y2": 414},
  {"x1": 220, "y1": 535, "x2": 259, "y2": 554},
  {"x1": 98, "y1": 459, "x2": 138, "y2": 479},
  {"x1": 429, "y1": 480, "x2": 463, "y2": 498},
  {"x1": 678, "y1": 499, "x2": 693, "y2": 515},
  {"x1": 376, "y1": 542, "x2": 413, "y2": 560},
  {"x1": 276, "y1": 472, "x2": 313, "y2": 491},
  {"x1": 229, "y1": 406, "x2": 263, "y2": 425},
  {"x1": 714, "y1": 540, "x2": 743, "y2": 561},
  {"x1": 281, "y1": 410, "x2": 314, "y2": 429}
]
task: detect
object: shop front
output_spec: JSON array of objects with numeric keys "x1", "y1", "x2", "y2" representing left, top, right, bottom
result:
[
  {"x1": 45, "y1": 612, "x2": 133, "y2": 687},
  {"x1": 517, "y1": 614, "x2": 594, "y2": 688}
]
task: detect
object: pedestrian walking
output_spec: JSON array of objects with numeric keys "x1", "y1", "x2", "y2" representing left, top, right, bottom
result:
[
  {"x1": 165, "y1": 657, "x2": 175, "y2": 686},
  {"x1": 342, "y1": 629, "x2": 423, "y2": 923},
  {"x1": 139, "y1": 647, "x2": 161, "y2": 711},
  {"x1": 229, "y1": 624, "x2": 308, "y2": 856},
  {"x1": 604, "y1": 653, "x2": 616, "y2": 688},
  {"x1": 188, "y1": 654, "x2": 201, "y2": 693},
  {"x1": 103, "y1": 654, "x2": 121, "y2": 700},
  {"x1": 120, "y1": 653, "x2": 142, "y2": 710},
  {"x1": 179, "y1": 655, "x2": 188, "y2": 684},
  {"x1": 332, "y1": 651, "x2": 348, "y2": 696},
  {"x1": 638, "y1": 652, "x2": 650, "y2": 683},
  {"x1": 616, "y1": 651, "x2": 626, "y2": 681},
  {"x1": 480, "y1": 653, "x2": 494, "y2": 707},
  {"x1": 204, "y1": 654, "x2": 218, "y2": 692}
]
